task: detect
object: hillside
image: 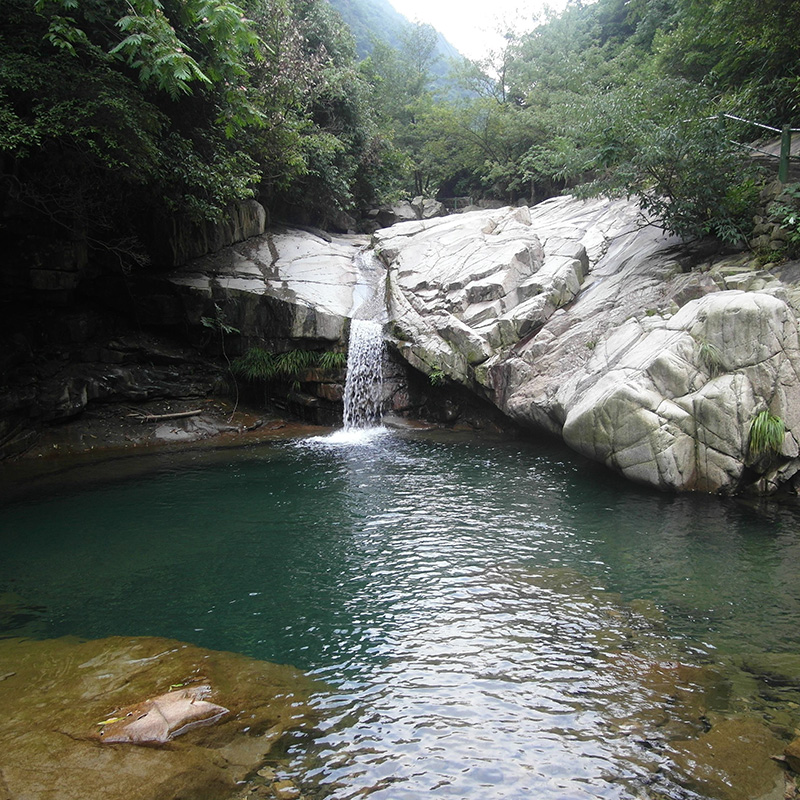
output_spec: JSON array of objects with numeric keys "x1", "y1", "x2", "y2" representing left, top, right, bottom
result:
[{"x1": 326, "y1": 0, "x2": 461, "y2": 76}]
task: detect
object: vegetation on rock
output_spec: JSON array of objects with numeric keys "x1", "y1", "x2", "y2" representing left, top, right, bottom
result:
[
  {"x1": 748, "y1": 409, "x2": 786, "y2": 459},
  {"x1": 232, "y1": 347, "x2": 346, "y2": 382}
]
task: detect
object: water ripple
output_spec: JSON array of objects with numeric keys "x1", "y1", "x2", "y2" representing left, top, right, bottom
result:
[{"x1": 2, "y1": 431, "x2": 800, "y2": 798}]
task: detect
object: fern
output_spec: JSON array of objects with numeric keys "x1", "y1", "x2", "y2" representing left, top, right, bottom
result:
[
  {"x1": 318, "y1": 350, "x2": 347, "y2": 371},
  {"x1": 429, "y1": 368, "x2": 446, "y2": 386},
  {"x1": 748, "y1": 410, "x2": 785, "y2": 458},
  {"x1": 232, "y1": 347, "x2": 346, "y2": 383},
  {"x1": 231, "y1": 347, "x2": 277, "y2": 380},
  {"x1": 696, "y1": 338, "x2": 724, "y2": 377},
  {"x1": 273, "y1": 349, "x2": 315, "y2": 376}
]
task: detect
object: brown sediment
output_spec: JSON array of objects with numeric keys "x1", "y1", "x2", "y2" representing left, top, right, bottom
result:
[{"x1": 0, "y1": 398, "x2": 333, "y2": 502}]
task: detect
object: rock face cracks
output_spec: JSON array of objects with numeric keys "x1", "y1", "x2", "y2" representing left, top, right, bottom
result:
[
  {"x1": 143, "y1": 195, "x2": 800, "y2": 494},
  {"x1": 378, "y1": 196, "x2": 800, "y2": 495}
]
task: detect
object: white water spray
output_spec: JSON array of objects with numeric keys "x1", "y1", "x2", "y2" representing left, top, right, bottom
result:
[{"x1": 343, "y1": 319, "x2": 384, "y2": 429}]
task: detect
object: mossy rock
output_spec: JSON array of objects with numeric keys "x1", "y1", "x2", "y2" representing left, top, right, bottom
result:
[
  {"x1": 667, "y1": 717, "x2": 785, "y2": 800},
  {"x1": 0, "y1": 636, "x2": 319, "y2": 800}
]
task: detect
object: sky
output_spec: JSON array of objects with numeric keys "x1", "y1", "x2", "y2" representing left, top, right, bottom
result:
[{"x1": 390, "y1": 0, "x2": 573, "y2": 61}]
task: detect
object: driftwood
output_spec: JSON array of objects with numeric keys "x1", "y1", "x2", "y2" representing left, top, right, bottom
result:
[{"x1": 127, "y1": 409, "x2": 203, "y2": 422}]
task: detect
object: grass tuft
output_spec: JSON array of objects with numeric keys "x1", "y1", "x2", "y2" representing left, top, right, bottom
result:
[{"x1": 748, "y1": 410, "x2": 785, "y2": 458}]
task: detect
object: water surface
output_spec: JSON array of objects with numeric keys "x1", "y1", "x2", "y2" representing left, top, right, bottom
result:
[{"x1": 2, "y1": 430, "x2": 799, "y2": 798}]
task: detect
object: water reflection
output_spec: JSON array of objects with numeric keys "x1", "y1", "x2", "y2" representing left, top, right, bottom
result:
[{"x1": 1, "y1": 430, "x2": 799, "y2": 798}]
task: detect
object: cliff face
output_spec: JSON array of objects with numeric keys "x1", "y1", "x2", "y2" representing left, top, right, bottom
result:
[
  {"x1": 6, "y1": 192, "x2": 800, "y2": 495},
  {"x1": 378, "y1": 196, "x2": 800, "y2": 495}
]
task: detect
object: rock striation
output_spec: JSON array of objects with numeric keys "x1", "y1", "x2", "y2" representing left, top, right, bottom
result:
[
  {"x1": 163, "y1": 227, "x2": 368, "y2": 343},
  {"x1": 378, "y1": 195, "x2": 800, "y2": 494}
]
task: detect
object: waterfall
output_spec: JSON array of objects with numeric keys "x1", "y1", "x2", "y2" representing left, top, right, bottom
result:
[
  {"x1": 342, "y1": 251, "x2": 387, "y2": 431},
  {"x1": 343, "y1": 320, "x2": 384, "y2": 429}
]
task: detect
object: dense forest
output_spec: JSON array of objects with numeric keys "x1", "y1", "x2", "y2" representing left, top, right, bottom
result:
[{"x1": 2, "y1": 0, "x2": 800, "y2": 273}]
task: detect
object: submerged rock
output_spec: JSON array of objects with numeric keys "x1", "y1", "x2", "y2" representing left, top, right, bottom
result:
[
  {"x1": 668, "y1": 717, "x2": 786, "y2": 800},
  {"x1": 0, "y1": 636, "x2": 318, "y2": 800}
]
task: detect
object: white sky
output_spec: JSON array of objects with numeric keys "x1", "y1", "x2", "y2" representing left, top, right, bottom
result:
[{"x1": 390, "y1": 0, "x2": 573, "y2": 61}]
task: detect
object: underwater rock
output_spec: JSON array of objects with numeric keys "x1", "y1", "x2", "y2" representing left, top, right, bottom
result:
[
  {"x1": 667, "y1": 717, "x2": 785, "y2": 800},
  {"x1": 784, "y1": 737, "x2": 800, "y2": 772},
  {"x1": 0, "y1": 636, "x2": 318, "y2": 800}
]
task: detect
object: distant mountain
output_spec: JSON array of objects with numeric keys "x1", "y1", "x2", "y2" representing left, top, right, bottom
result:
[{"x1": 326, "y1": 0, "x2": 462, "y2": 75}]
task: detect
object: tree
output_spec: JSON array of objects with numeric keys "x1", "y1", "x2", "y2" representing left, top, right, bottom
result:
[
  {"x1": 360, "y1": 21, "x2": 442, "y2": 196},
  {"x1": 0, "y1": 0, "x2": 389, "y2": 266},
  {"x1": 656, "y1": 0, "x2": 800, "y2": 124}
]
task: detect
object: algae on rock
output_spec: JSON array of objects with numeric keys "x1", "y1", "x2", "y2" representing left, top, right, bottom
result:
[{"x1": 0, "y1": 636, "x2": 319, "y2": 800}]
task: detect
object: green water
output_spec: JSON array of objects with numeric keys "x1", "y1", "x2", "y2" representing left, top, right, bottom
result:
[{"x1": 2, "y1": 429, "x2": 800, "y2": 798}]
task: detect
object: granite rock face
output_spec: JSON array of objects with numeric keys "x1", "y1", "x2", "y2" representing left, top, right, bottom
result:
[
  {"x1": 558, "y1": 291, "x2": 800, "y2": 492},
  {"x1": 162, "y1": 228, "x2": 370, "y2": 344},
  {"x1": 378, "y1": 195, "x2": 800, "y2": 494}
]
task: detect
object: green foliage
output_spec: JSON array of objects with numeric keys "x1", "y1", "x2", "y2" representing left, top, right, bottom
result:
[
  {"x1": 578, "y1": 105, "x2": 762, "y2": 243},
  {"x1": 695, "y1": 338, "x2": 724, "y2": 377},
  {"x1": 4, "y1": 0, "x2": 798, "y2": 267},
  {"x1": 1, "y1": 0, "x2": 386, "y2": 263},
  {"x1": 657, "y1": 0, "x2": 800, "y2": 125},
  {"x1": 200, "y1": 305, "x2": 240, "y2": 335},
  {"x1": 232, "y1": 347, "x2": 346, "y2": 382},
  {"x1": 428, "y1": 368, "x2": 446, "y2": 386},
  {"x1": 748, "y1": 410, "x2": 785, "y2": 459},
  {"x1": 318, "y1": 350, "x2": 348, "y2": 371},
  {"x1": 359, "y1": 0, "x2": 793, "y2": 228},
  {"x1": 768, "y1": 183, "x2": 800, "y2": 257}
]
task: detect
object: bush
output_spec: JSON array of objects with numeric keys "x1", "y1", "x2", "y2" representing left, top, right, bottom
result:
[{"x1": 580, "y1": 115, "x2": 763, "y2": 244}]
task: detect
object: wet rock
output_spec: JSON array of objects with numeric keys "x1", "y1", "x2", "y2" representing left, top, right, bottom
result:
[
  {"x1": 152, "y1": 415, "x2": 237, "y2": 442},
  {"x1": 0, "y1": 636, "x2": 318, "y2": 800},
  {"x1": 668, "y1": 717, "x2": 786, "y2": 800},
  {"x1": 784, "y1": 738, "x2": 800, "y2": 772},
  {"x1": 272, "y1": 779, "x2": 302, "y2": 799},
  {"x1": 739, "y1": 653, "x2": 800, "y2": 688}
]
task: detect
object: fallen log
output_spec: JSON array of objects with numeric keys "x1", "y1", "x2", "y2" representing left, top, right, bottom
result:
[{"x1": 128, "y1": 409, "x2": 203, "y2": 422}]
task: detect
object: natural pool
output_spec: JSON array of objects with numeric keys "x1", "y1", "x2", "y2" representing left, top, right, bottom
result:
[{"x1": 2, "y1": 428, "x2": 800, "y2": 799}]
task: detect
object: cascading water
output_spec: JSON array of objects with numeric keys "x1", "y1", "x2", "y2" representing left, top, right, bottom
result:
[
  {"x1": 342, "y1": 320, "x2": 384, "y2": 429},
  {"x1": 342, "y1": 251, "x2": 387, "y2": 431}
]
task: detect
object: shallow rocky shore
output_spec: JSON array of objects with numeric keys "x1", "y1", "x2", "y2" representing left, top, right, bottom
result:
[{"x1": 0, "y1": 635, "x2": 319, "y2": 800}]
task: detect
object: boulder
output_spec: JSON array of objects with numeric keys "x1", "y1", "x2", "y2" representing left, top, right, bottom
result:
[
  {"x1": 410, "y1": 196, "x2": 446, "y2": 220},
  {"x1": 558, "y1": 292, "x2": 800, "y2": 492},
  {"x1": 0, "y1": 636, "x2": 318, "y2": 800},
  {"x1": 379, "y1": 194, "x2": 800, "y2": 494}
]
